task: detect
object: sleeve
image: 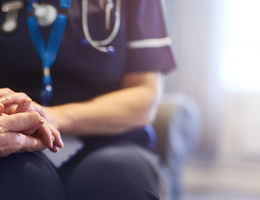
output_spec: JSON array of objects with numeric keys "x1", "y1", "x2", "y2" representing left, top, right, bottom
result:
[{"x1": 125, "y1": 0, "x2": 176, "y2": 74}]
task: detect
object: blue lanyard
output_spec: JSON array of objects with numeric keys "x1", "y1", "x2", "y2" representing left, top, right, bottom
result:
[{"x1": 26, "y1": 0, "x2": 72, "y2": 105}]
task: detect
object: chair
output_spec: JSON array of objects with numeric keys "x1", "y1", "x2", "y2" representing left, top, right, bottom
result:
[{"x1": 153, "y1": 94, "x2": 200, "y2": 200}]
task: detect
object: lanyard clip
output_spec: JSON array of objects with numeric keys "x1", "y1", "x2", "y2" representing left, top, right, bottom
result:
[{"x1": 1, "y1": 0, "x2": 24, "y2": 33}]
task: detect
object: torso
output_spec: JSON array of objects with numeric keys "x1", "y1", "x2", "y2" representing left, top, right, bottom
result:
[{"x1": 0, "y1": 0, "x2": 128, "y2": 105}]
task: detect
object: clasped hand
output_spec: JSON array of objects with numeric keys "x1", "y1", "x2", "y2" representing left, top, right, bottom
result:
[{"x1": 0, "y1": 88, "x2": 63, "y2": 157}]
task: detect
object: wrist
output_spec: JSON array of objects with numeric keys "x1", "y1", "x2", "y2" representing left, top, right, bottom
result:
[
  {"x1": 43, "y1": 105, "x2": 74, "y2": 134},
  {"x1": 43, "y1": 106, "x2": 62, "y2": 131}
]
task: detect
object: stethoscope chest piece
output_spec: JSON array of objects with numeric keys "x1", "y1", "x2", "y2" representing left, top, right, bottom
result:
[{"x1": 33, "y1": 3, "x2": 57, "y2": 27}]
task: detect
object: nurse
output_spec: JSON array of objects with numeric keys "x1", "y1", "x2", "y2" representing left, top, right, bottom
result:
[{"x1": 0, "y1": 0, "x2": 175, "y2": 199}]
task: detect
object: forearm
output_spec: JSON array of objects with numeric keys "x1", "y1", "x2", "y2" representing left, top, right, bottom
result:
[{"x1": 45, "y1": 85, "x2": 161, "y2": 136}]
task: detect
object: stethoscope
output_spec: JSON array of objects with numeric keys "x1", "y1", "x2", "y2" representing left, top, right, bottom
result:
[
  {"x1": 1, "y1": 0, "x2": 121, "y2": 105},
  {"x1": 1, "y1": 0, "x2": 121, "y2": 53},
  {"x1": 82, "y1": 0, "x2": 121, "y2": 54}
]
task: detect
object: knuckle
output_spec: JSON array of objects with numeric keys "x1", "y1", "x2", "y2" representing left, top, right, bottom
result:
[
  {"x1": 30, "y1": 112, "x2": 41, "y2": 121},
  {"x1": 34, "y1": 103, "x2": 43, "y2": 112},
  {"x1": 25, "y1": 111, "x2": 40, "y2": 122},
  {"x1": 3, "y1": 88, "x2": 13, "y2": 94},
  {"x1": 0, "y1": 126, "x2": 5, "y2": 134},
  {"x1": 0, "y1": 123, "x2": 8, "y2": 133},
  {"x1": 18, "y1": 92, "x2": 30, "y2": 99},
  {"x1": 19, "y1": 92, "x2": 26, "y2": 96},
  {"x1": 12, "y1": 134, "x2": 23, "y2": 151}
]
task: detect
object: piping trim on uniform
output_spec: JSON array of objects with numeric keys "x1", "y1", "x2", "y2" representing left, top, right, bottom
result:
[{"x1": 127, "y1": 37, "x2": 172, "y2": 49}]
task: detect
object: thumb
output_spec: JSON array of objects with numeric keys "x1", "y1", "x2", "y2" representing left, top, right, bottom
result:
[{"x1": 0, "y1": 112, "x2": 43, "y2": 133}]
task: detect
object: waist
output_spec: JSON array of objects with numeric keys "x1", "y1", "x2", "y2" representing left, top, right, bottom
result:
[{"x1": 80, "y1": 125, "x2": 157, "y2": 151}]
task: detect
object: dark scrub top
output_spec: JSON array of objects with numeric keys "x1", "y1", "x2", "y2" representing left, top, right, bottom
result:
[{"x1": 0, "y1": 0, "x2": 175, "y2": 150}]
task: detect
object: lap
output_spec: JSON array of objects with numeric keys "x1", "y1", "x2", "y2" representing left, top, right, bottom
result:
[
  {"x1": 0, "y1": 141, "x2": 161, "y2": 200},
  {"x1": 63, "y1": 142, "x2": 161, "y2": 200},
  {"x1": 0, "y1": 152, "x2": 65, "y2": 200}
]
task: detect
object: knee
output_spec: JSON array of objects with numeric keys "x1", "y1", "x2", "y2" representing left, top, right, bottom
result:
[
  {"x1": 67, "y1": 144, "x2": 160, "y2": 200},
  {"x1": 0, "y1": 152, "x2": 44, "y2": 182},
  {"x1": 0, "y1": 152, "x2": 65, "y2": 200},
  {"x1": 0, "y1": 152, "x2": 56, "y2": 182}
]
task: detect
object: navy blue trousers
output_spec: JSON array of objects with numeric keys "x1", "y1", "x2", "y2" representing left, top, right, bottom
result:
[{"x1": 0, "y1": 138, "x2": 161, "y2": 200}]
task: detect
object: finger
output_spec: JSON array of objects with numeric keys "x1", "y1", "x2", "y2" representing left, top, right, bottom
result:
[
  {"x1": 0, "y1": 132, "x2": 21, "y2": 157},
  {"x1": 47, "y1": 144, "x2": 59, "y2": 153},
  {"x1": 0, "y1": 132, "x2": 45, "y2": 157},
  {"x1": 0, "y1": 88, "x2": 14, "y2": 97},
  {"x1": 0, "y1": 93, "x2": 32, "y2": 113},
  {"x1": 51, "y1": 145, "x2": 59, "y2": 153},
  {"x1": 48, "y1": 123, "x2": 64, "y2": 148},
  {"x1": 20, "y1": 134, "x2": 46, "y2": 152},
  {"x1": 22, "y1": 122, "x2": 44, "y2": 136},
  {"x1": 4, "y1": 104, "x2": 17, "y2": 115},
  {"x1": 28, "y1": 102, "x2": 46, "y2": 118},
  {"x1": 36, "y1": 121, "x2": 54, "y2": 149},
  {"x1": 0, "y1": 112, "x2": 42, "y2": 133},
  {"x1": 15, "y1": 100, "x2": 31, "y2": 113}
]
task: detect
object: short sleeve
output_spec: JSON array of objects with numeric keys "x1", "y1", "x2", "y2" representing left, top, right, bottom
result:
[{"x1": 125, "y1": 0, "x2": 176, "y2": 74}]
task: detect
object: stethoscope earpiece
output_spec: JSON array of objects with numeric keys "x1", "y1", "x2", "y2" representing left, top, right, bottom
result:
[
  {"x1": 107, "y1": 46, "x2": 115, "y2": 55},
  {"x1": 81, "y1": 38, "x2": 89, "y2": 46},
  {"x1": 81, "y1": 38, "x2": 115, "y2": 54}
]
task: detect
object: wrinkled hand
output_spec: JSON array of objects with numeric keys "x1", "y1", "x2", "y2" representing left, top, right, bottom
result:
[
  {"x1": 0, "y1": 111, "x2": 46, "y2": 157},
  {"x1": 0, "y1": 88, "x2": 63, "y2": 152}
]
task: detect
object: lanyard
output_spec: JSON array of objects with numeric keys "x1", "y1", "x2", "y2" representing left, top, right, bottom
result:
[{"x1": 26, "y1": 0, "x2": 72, "y2": 105}]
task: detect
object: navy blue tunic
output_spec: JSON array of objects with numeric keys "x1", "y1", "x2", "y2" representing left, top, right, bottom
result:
[{"x1": 0, "y1": 0, "x2": 175, "y2": 150}]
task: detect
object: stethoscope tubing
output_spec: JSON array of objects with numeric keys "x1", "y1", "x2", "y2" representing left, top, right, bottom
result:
[{"x1": 82, "y1": 0, "x2": 121, "y2": 53}]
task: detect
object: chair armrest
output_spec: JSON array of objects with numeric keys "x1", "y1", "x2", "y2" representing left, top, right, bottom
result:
[{"x1": 153, "y1": 94, "x2": 200, "y2": 165}]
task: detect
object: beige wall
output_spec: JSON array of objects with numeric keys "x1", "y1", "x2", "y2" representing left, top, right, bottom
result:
[{"x1": 164, "y1": 0, "x2": 260, "y2": 162}]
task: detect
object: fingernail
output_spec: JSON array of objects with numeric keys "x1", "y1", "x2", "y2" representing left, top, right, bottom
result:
[
  {"x1": 24, "y1": 99, "x2": 32, "y2": 105},
  {"x1": 39, "y1": 118, "x2": 45, "y2": 124},
  {"x1": 60, "y1": 137, "x2": 64, "y2": 148},
  {"x1": 49, "y1": 140, "x2": 54, "y2": 149}
]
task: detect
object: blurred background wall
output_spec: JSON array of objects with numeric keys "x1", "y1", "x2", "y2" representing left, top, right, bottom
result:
[
  {"x1": 163, "y1": 0, "x2": 223, "y2": 160},
  {"x1": 163, "y1": 0, "x2": 260, "y2": 199}
]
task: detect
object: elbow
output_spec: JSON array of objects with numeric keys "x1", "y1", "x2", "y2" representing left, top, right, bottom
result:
[
  {"x1": 140, "y1": 106, "x2": 158, "y2": 126},
  {"x1": 117, "y1": 111, "x2": 156, "y2": 134},
  {"x1": 135, "y1": 90, "x2": 161, "y2": 128},
  {"x1": 143, "y1": 83, "x2": 162, "y2": 125}
]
